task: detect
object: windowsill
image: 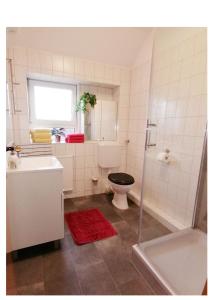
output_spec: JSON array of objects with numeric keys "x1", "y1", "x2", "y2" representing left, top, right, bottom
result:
[{"x1": 51, "y1": 140, "x2": 98, "y2": 144}]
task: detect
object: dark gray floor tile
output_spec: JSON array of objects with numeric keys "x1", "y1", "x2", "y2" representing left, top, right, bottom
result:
[
  {"x1": 45, "y1": 277, "x2": 82, "y2": 295},
  {"x1": 141, "y1": 211, "x2": 161, "y2": 228},
  {"x1": 7, "y1": 193, "x2": 171, "y2": 295},
  {"x1": 155, "y1": 223, "x2": 171, "y2": 235},
  {"x1": 70, "y1": 243, "x2": 103, "y2": 269},
  {"x1": 119, "y1": 277, "x2": 154, "y2": 295},
  {"x1": 95, "y1": 236, "x2": 139, "y2": 286},
  {"x1": 73, "y1": 199, "x2": 100, "y2": 210},
  {"x1": 17, "y1": 282, "x2": 45, "y2": 295},
  {"x1": 98, "y1": 205, "x2": 123, "y2": 223},
  {"x1": 7, "y1": 262, "x2": 17, "y2": 290},
  {"x1": 43, "y1": 250, "x2": 74, "y2": 281},
  {"x1": 64, "y1": 198, "x2": 78, "y2": 212},
  {"x1": 76, "y1": 261, "x2": 120, "y2": 295},
  {"x1": 115, "y1": 203, "x2": 140, "y2": 220},
  {"x1": 112, "y1": 220, "x2": 138, "y2": 246},
  {"x1": 7, "y1": 288, "x2": 18, "y2": 295},
  {"x1": 125, "y1": 216, "x2": 140, "y2": 235},
  {"x1": 59, "y1": 233, "x2": 76, "y2": 251},
  {"x1": 140, "y1": 225, "x2": 170, "y2": 242},
  {"x1": 64, "y1": 220, "x2": 69, "y2": 233},
  {"x1": 44, "y1": 250, "x2": 81, "y2": 295},
  {"x1": 13, "y1": 255, "x2": 44, "y2": 287},
  {"x1": 72, "y1": 197, "x2": 113, "y2": 212},
  {"x1": 91, "y1": 193, "x2": 113, "y2": 206},
  {"x1": 95, "y1": 234, "x2": 124, "y2": 253},
  {"x1": 105, "y1": 255, "x2": 140, "y2": 286}
]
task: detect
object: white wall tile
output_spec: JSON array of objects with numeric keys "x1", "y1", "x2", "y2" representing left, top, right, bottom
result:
[
  {"x1": 65, "y1": 143, "x2": 75, "y2": 155},
  {"x1": 13, "y1": 65, "x2": 27, "y2": 83},
  {"x1": 94, "y1": 62, "x2": 104, "y2": 79},
  {"x1": 27, "y1": 48, "x2": 41, "y2": 69},
  {"x1": 52, "y1": 54, "x2": 64, "y2": 73},
  {"x1": 84, "y1": 60, "x2": 94, "y2": 80},
  {"x1": 13, "y1": 47, "x2": 28, "y2": 66},
  {"x1": 63, "y1": 56, "x2": 75, "y2": 75},
  {"x1": 13, "y1": 83, "x2": 27, "y2": 99},
  {"x1": 7, "y1": 45, "x2": 131, "y2": 200},
  {"x1": 142, "y1": 28, "x2": 207, "y2": 229},
  {"x1": 75, "y1": 143, "x2": 85, "y2": 156},
  {"x1": 40, "y1": 51, "x2": 53, "y2": 72},
  {"x1": 75, "y1": 156, "x2": 85, "y2": 169}
]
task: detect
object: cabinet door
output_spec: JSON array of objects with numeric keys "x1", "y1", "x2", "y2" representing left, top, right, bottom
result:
[{"x1": 7, "y1": 170, "x2": 64, "y2": 251}]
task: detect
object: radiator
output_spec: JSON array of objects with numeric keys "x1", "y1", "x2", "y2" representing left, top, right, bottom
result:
[
  {"x1": 56, "y1": 155, "x2": 74, "y2": 192},
  {"x1": 19, "y1": 143, "x2": 52, "y2": 157}
]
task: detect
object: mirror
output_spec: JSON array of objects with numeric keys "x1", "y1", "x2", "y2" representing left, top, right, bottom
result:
[{"x1": 79, "y1": 84, "x2": 118, "y2": 141}]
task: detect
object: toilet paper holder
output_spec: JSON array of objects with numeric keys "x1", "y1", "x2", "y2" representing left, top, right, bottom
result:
[{"x1": 157, "y1": 149, "x2": 171, "y2": 164}]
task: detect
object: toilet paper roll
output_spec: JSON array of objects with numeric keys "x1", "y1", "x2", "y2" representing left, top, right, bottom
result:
[{"x1": 157, "y1": 152, "x2": 170, "y2": 164}]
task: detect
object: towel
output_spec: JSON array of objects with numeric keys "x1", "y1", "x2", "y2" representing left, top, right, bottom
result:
[
  {"x1": 30, "y1": 129, "x2": 52, "y2": 144},
  {"x1": 30, "y1": 129, "x2": 51, "y2": 134},
  {"x1": 31, "y1": 132, "x2": 51, "y2": 138},
  {"x1": 32, "y1": 138, "x2": 51, "y2": 143},
  {"x1": 65, "y1": 133, "x2": 84, "y2": 143}
]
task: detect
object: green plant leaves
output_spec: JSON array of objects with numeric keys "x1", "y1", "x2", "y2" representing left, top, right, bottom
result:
[{"x1": 76, "y1": 92, "x2": 97, "y2": 113}]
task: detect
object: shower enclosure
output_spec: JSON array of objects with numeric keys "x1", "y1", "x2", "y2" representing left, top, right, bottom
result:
[
  {"x1": 132, "y1": 28, "x2": 207, "y2": 295},
  {"x1": 133, "y1": 135, "x2": 207, "y2": 295}
]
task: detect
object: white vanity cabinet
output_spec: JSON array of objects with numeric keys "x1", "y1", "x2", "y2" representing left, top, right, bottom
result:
[{"x1": 6, "y1": 156, "x2": 64, "y2": 251}]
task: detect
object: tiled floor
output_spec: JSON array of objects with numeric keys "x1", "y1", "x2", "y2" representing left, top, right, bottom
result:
[{"x1": 6, "y1": 193, "x2": 171, "y2": 295}]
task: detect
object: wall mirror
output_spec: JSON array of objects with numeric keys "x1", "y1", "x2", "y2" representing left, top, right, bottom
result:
[{"x1": 79, "y1": 84, "x2": 119, "y2": 141}]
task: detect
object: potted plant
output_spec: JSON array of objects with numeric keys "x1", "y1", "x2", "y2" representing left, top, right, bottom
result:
[
  {"x1": 51, "y1": 128, "x2": 65, "y2": 143},
  {"x1": 76, "y1": 92, "x2": 97, "y2": 113}
]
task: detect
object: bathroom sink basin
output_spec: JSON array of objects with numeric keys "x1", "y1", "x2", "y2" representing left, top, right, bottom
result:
[{"x1": 6, "y1": 155, "x2": 63, "y2": 173}]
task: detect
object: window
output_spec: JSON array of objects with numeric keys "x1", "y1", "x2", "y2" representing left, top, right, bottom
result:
[{"x1": 28, "y1": 79, "x2": 77, "y2": 128}]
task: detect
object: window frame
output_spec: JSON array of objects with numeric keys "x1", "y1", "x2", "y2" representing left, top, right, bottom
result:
[{"x1": 28, "y1": 79, "x2": 77, "y2": 128}]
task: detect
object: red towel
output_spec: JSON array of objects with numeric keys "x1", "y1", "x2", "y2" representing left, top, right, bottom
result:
[
  {"x1": 68, "y1": 134, "x2": 84, "y2": 138},
  {"x1": 65, "y1": 133, "x2": 84, "y2": 143}
]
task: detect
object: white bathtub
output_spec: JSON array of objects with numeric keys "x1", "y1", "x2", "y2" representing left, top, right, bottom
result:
[{"x1": 132, "y1": 228, "x2": 207, "y2": 295}]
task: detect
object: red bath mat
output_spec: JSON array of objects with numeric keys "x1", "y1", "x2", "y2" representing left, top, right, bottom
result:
[{"x1": 64, "y1": 208, "x2": 117, "y2": 245}]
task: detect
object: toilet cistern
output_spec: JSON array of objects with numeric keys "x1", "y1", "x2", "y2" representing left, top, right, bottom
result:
[{"x1": 97, "y1": 142, "x2": 135, "y2": 210}]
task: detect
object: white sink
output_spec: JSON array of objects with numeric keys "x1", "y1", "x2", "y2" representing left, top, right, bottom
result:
[{"x1": 7, "y1": 155, "x2": 63, "y2": 174}]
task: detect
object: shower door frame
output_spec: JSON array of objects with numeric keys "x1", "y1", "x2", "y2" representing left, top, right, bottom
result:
[{"x1": 138, "y1": 128, "x2": 208, "y2": 242}]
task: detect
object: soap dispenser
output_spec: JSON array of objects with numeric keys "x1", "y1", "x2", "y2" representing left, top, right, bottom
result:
[{"x1": 8, "y1": 149, "x2": 19, "y2": 169}]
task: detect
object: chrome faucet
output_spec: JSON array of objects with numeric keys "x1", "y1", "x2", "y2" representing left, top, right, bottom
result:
[{"x1": 6, "y1": 144, "x2": 22, "y2": 157}]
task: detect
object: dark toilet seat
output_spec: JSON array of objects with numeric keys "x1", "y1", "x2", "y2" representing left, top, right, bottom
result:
[{"x1": 108, "y1": 172, "x2": 135, "y2": 185}]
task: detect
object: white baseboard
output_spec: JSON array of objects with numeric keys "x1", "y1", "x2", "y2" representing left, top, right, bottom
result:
[
  {"x1": 127, "y1": 190, "x2": 141, "y2": 206},
  {"x1": 143, "y1": 203, "x2": 182, "y2": 232},
  {"x1": 128, "y1": 191, "x2": 185, "y2": 232}
]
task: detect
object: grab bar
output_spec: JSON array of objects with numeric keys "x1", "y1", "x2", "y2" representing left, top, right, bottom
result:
[{"x1": 145, "y1": 119, "x2": 157, "y2": 150}]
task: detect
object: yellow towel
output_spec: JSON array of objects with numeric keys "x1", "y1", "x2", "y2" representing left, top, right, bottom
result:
[
  {"x1": 30, "y1": 129, "x2": 51, "y2": 134},
  {"x1": 32, "y1": 138, "x2": 51, "y2": 143},
  {"x1": 30, "y1": 129, "x2": 52, "y2": 143},
  {"x1": 31, "y1": 132, "x2": 51, "y2": 139}
]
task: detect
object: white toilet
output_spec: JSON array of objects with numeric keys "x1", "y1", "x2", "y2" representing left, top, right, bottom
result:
[{"x1": 97, "y1": 142, "x2": 134, "y2": 210}]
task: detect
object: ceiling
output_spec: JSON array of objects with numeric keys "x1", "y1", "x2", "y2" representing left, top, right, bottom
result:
[{"x1": 6, "y1": 27, "x2": 152, "y2": 67}]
